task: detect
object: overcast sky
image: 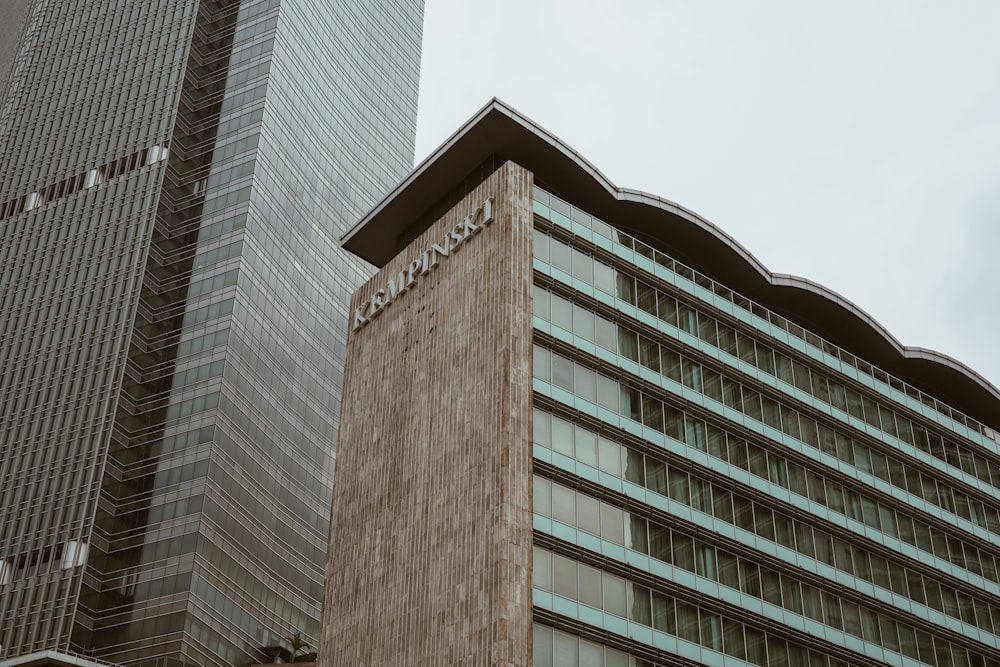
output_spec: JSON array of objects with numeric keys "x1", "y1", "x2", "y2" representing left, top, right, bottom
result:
[{"x1": 414, "y1": 0, "x2": 1000, "y2": 392}]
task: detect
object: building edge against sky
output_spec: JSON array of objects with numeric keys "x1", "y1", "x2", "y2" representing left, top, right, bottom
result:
[
  {"x1": 0, "y1": 1, "x2": 423, "y2": 665},
  {"x1": 322, "y1": 99, "x2": 1000, "y2": 665}
]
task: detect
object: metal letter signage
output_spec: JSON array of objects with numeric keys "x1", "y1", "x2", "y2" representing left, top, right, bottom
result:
[{"x1": 352, "y1": 196, "x2": 494, "y2": 332}]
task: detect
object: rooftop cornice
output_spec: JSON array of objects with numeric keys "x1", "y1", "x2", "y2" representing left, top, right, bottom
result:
[{"x1": 343, "y1": 98, "x2": 1000, "y2": 430}]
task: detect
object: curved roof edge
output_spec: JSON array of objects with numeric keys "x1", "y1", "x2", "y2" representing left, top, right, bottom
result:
[{"x1": 343, "y1": 98, "x2": 1000, "y2": 430}]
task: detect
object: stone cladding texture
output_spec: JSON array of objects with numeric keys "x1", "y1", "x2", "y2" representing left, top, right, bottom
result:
[{"x1": 320, "y1": 162, "x2": 535, "y2": 665}]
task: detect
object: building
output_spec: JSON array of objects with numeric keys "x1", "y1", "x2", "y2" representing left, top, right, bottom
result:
[
  {"x1": 321, "y1": 100, "x2": 1000, "y2": 666},
  {"x1": 0, "y1": 0, "x2": 32, "y2": 92},
  {"x1": 0, "y1": 1, "x2": 423, "y2": 665}
]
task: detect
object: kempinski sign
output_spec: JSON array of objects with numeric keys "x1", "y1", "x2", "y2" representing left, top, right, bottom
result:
[{"x1": 352, "y1": 196, "x2": 495, "y2": 332}]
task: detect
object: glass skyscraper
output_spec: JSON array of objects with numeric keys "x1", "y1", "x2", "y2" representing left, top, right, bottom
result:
[{"x1": 0, "y1": 1, "x2": 423, "y2": 665}]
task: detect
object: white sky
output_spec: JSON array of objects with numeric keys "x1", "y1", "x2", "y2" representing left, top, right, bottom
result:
[{"x1": 414, "y1": 0, "x2": 1000, "y2": 392}]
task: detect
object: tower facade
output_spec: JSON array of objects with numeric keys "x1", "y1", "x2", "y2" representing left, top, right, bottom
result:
[
  {"x1": 0, "y1": 1, "x2": 423, "y2": 665},
  {"x1": 323, "y1": 101, "x2": 1000, "y2": 666}
]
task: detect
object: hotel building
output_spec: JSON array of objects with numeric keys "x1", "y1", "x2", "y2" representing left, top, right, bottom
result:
[
  {"x1": 322, "y1": 100, "x2": 1000, "y2": 666},
  {"x1": 0, "y1": 1, "x2": 423, "y2": 664}
]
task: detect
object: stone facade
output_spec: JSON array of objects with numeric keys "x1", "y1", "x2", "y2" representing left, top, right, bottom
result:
[{"x1": 320, "y1": 162, "x2": 535, "y2": 665}]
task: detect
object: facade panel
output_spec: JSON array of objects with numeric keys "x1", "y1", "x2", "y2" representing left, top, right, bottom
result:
[
  {"x1": 529, "y1": 188, "x2": 1000, "y2": 666},
  {"x1": 321, "y1": 162, "x2": 535, "y2": 666}
]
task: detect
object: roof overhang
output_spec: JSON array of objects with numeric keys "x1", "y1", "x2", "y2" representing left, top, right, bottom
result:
[{"x1": 342, "y1": 98, "x2": 1000, "y2": 430}]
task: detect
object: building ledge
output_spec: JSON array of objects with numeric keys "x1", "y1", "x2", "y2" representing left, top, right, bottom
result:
[{"x1": 0, "y1": 651, "x2": 117, "y2": 667}]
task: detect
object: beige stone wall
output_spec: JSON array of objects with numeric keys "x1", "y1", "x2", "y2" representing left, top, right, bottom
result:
[{"x1": 319, "y1": 162, "x2": 534, "y2": 666}]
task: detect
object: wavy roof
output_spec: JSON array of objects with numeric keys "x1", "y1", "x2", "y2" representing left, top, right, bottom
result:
[{"x1": 343, "y1": 99, "x2": 1000, "y2": 430}]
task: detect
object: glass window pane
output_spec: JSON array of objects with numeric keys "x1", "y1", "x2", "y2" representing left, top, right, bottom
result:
[
  {"x1": 742, "y1": 387, "x2": 762, "y2": 421},
  {"x1": 791, "y1": 360, "x2": 812, "y2": 393},
  {"x1": 533, "y1": 409, "x2": 550, "y2": 447},
  {"x1": 677, "y1": 602, "x2": 700, "y2": 642},
  {"x1": 627, "y1": 514, "x2": 649, "y2": 554},
  {"x1": 621, "y1": 386, "x2": 642, "y2": 422},
  {"x1": 597, "y1": 375, "x2": 618, "y2": 411},
  {"x1": 774, "y1": 354, "x2": 794, "y2": 384},
  {"x1": 625, "y1": 447, "x2": 645, "y2": 485},
  {"x1": 822, "y1": 591, "x2": 843, "y2": 630},
  {"x1": 757, "y1": 346, "x2": 776, "y2": 375},
  {"x1": 691, "y1": 478, "x2": 712, "y2": 514},
  {"x1": 533, "y1": 346, "x2": 550, "y2": 381},
  {"x1": 657, "y1": 293, "x2": 677, "y2": 325},
  {"x1": 551, "y1": 416, "x2": 574, "y2": 457},
  {"x1": 781, "y1": 576, "x2": 803, "y2": 614},
  {"x1": 719, "y1": 551, "x2": 740, "y2": 589},
  {"x1": 615, "y1": 272, "x2": 636, "y2": 304},
  {"x1": 571, "y1": 248, "x2": 594, "y2": 283},
  {"x1": 532, "y1": 624, "x2": 553, "y2": 667},
  {"x1": 685, "y1": 416, "x2": 707, "y2": 452},
  {"x1": 652, "y1": 591, "x2": 675, "y2": 633},
  {"x1": 599, "y1": 437, "x2": 622, "y2": 476},
  {"x1": 669, "y1": 468, "x2": 690, "y2": 504},
  {"x1": 678, "y1": 304, "x2": 698, "y2": 335},
  {"x1": 603, "y1": 572, "x2": 627, "y2": 617},
  {"x1": 553, "y1": 553, "x2": 577, "y2": 599},
  {"x1": 713, "y1": 492, "x2": 734, "y2": 524},
  {"x1": 661, "y1": 348, "x2": 682, "y2": 381},
  {"x1": 596, "y1": 316, "x2": 617, "y2": 351},
  {"x1": 698, "y1": 314, "x2": 718, "y2": 344},
  {"x1": 682, "y1": 359, "x2": 702, "y2": 392},
  {"x1": 897, "y1": 623, "x2": 919, "y2": 660},
  {"x1": 702, "y1": 612, "x2": 724, "y2": 652},
  {"x1": 761, "y1": 567, "x2": 782, "y2": 606},
  {"x1": 629, "y1": 583, "x2": 652, "y2": 625},
  {"x1": 576, "y1": 427, "x2": 598, "y2": 468},
  {"x1": 696, "y1": 543, "x2": 718, "y2": 580},
  {"x1": 552, "y1": 483, "x2": 575, "y2": 525},
  {"x1": 649, "y1": 523, "x2": 671, "y2": 562},
  {"x1": 737, "y1": 334, "x2": 757, "y2": 366},
  {"x1": 745, "y1": 627, "x2": 767, "y2": 666},
  {"x1": 673, "y1": 535, "x2": 695, "y2": 572},
  {"x1": 601, "y1": 503, "x2": 625, "y2": 545},
  {"x1": 533, "y1": 286, "x2": 550, "y2": 319},
  {"x1": 645, "y1": 457, "x2": 667, "y2": 495},
  {"x1": 578, "y1": 639, "x2": 602, "y2": 667},
  {"x1": 639, "y1": 336, "x2": 660, "y2": 373},
  {"x1": 637, "y1": 282, "x2": 657, "y2": 316},
  {"x1": 577, "y1": 494, "x2": 601, "y2": 536},
  {"x1": 617, "y1": 328, "x2": 638, "y2": 361},
  {"x1": 532, "y1": 547, "x2": 552, "y2": 590},
  {"x1": 550, "y1": 238, "x2": 572, "y2": 273},
  {"x1": 605, "y1": 647, "x2": 629, "y2": 667},
  {"x1": 767, "y1": 636, "x2": 789, "y2": 667},
  {"x1": 533, "y1": 476, "x2": 551, "y2": 516},
  {"x1": 551, "y1": 354, "x2": 574, "y2": 391},
  {"x1": 593, "y1": 261, "x2": 615, "y2": 294},
  {"x1": 575, "y1": 365, "x2": 598, "y2": 403},
  {"x1": 572, "y1": 304, "x2": 595, "y2": 341},
  {"x1": 724, "y1": 617, "x2": 745, "y2": 659},
  {"x1": 703, "y1": 369, "x2": 723, "y2": 402},
  {"x1": 718, "y1": 324, "x2": 738, "y2": 355},
  {"x1": 550, "y1": 293, "x2": 572, "y2": 330},
  {"x1": 664, "y1": 406, "x2": 683, "y2": 440},
  {"x1": 533, "y1": 230, "x2": 550, "y2": 262},
  {"x1": 552, "y1": 629, "x2": 578, "y2": 664},
  {"x1": 842, "y1": 601, "x2": 862, "y2": 638},
  {"x1": 642, "y1": 395, "x2": 664, "y2": 432},
  {"x1": 578, "y1": 562, "x2": 603, "y2": 608},
  {"x1": 754, "y1": 506, "x2": 775, "y2": 541}
]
